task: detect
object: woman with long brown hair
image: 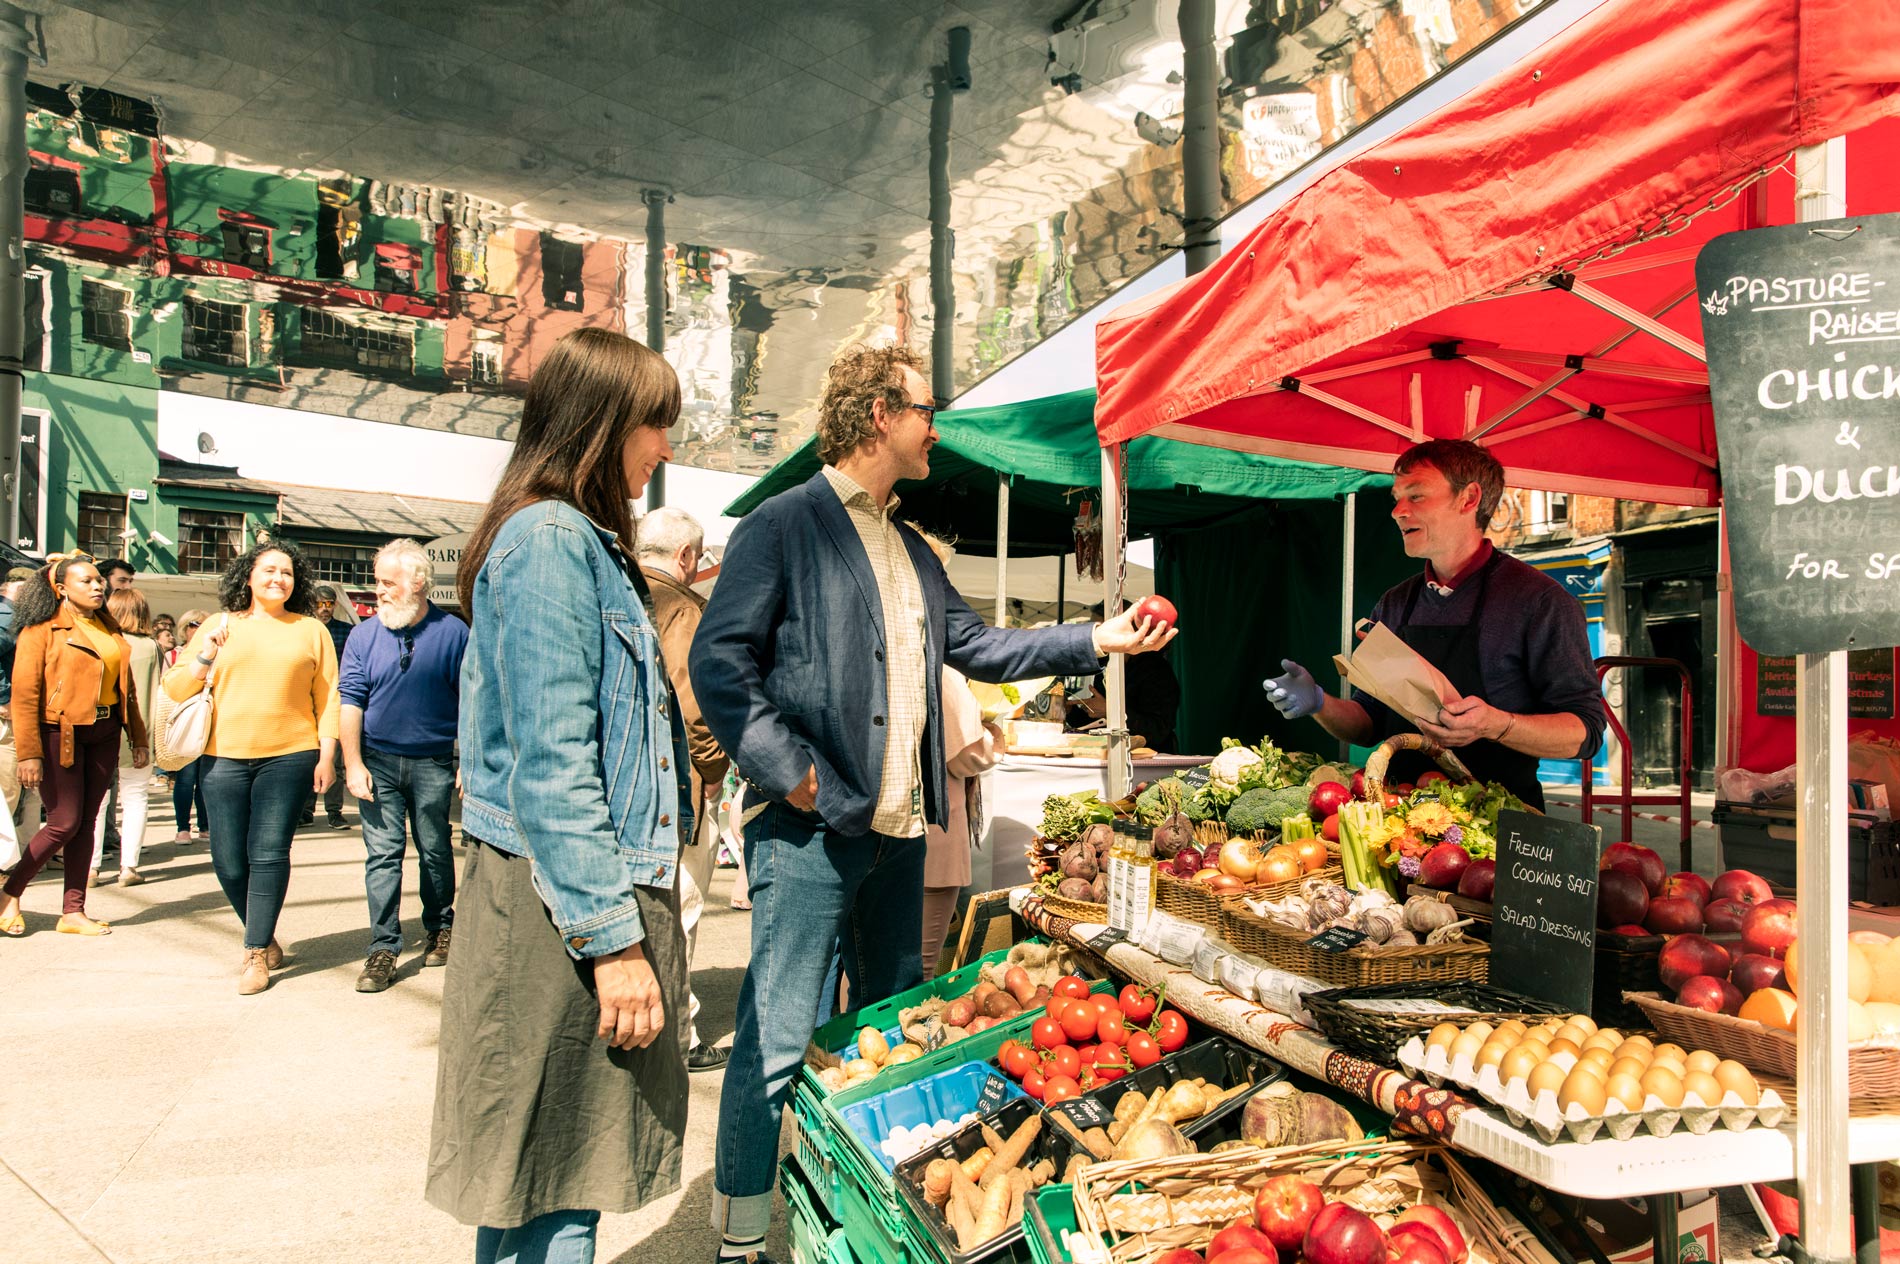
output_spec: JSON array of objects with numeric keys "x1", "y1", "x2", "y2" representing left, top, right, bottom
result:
[
  {"x1": 427, "y1": 328, "x2": 694, "y2": 1264},
  {"x1": 1, "y1": 555, "x2": 149, "y2": 936},
  {"x1": 90, "y1": 587, "x2": 162, "y2": 886}
]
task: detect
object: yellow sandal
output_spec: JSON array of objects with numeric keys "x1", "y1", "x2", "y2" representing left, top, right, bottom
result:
[
  {"x1": 56, "y1": 914, "x2": 111, "y2": 936},
  {"x1": 1, "y1": 913, "x2": 23, "y2": 937}
]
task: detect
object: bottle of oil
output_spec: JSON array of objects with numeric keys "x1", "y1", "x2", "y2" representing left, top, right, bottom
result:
[
  {"x1": 1127, "y1": 823, "x2": 1157, "y2": 932},
  {"x1": 1107, "y1": 817, "x2": 1133, "y2": 929}
]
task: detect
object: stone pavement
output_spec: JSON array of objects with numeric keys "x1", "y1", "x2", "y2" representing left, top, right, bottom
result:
[{"x1": 0, "y1": 814, "x2": 786, "y2": 1264}]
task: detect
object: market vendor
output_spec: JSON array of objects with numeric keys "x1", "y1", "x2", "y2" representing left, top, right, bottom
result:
[{"x1": 1264, "y1": 439, "x2": 1604, "y2": 809}]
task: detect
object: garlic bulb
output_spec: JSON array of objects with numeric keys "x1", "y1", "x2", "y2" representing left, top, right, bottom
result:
[
  {"x1": 1384, "y1": 929, "x2": 1420, "y2": 946},
  {"x1": 1357, "y1": 904, "x2": 1404, "y2": 944},
  {"x1": 1402, "y1": 895, "x2": 1460, "y2": 934},
  {"x1": 1425, "y1": 917, "x2": 1475, "y2": 945},
  {"x1": 1305, "y1": 883, "x2": 1351, "y2": 924}
]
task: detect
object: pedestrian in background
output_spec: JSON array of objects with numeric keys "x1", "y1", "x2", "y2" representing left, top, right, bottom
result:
[
  {"x1": 166, "y1": 610, "x2": 212, "y2": 846},
  {"x1": 100, "y1": 559, "x2": 134, "y2": 592},
  {"x1": 166, "y1": 541, "x2": 340, "y2": 995},
  {"x1": 1, "y1": 556, "x2": 149, "y2": 937},
  {"x1": 304, "y1": 584, "x2": 354, "y2": 829},
  {"x1": 428, "y1": 328, "x2": 691, "y2": 1264},
  {"x1": 96, "y1": 559, "x2": 135, "y2": 858},
  {"x1": 635, "y1": 505, "x2": 732, "y2": 1073},
  {"x1": 90, "y1": 588, "x2": 160, "y2": 887},
  {"x1": 341, "y1": 538, "x2": 468, "y2": 994}
]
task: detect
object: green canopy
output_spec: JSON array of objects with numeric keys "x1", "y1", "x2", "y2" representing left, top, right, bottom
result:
[{"x1": 722, "y1": 389, "x2": 1389, "y2": 553}]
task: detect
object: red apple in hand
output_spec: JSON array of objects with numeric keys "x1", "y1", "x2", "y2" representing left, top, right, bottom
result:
[
  {"x1": 1305, "y1": 1202, "x2": 1390, "y2": 1264},
  {"x1": 1703, "y1": 897, "x2": 1750, "y2": 933},
  {"x1": 1661, "y1": 872, "x2": 1712, "y2": 908},
  {"x1": 1711, "y1": 869, "x2": 1774, "y2": 906},
  {"x1": 1133, "y1": 594, "x2": 1178, "y2": 631},
  {"x1": 1207, "y1": 1224, "x2": 1275, "y2": 1262},
  {"x1": 1394, "y1": 1205, "x2": 1469, "y2": 1264},
  {"x1": 1742, "y1": 898, "x2": 1799, "y2": 958},
  {"x1": 1254, "y1": 1175, "x2": 1326, "y2": 1252}
]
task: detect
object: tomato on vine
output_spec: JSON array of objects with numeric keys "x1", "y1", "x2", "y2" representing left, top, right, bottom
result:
[
  {"x1": 1097, "y1": 1011, "x2": 1129, "y2": 1046},
  {"x1": 1053, "y1": 976, "x2": 1091, "y2": 1000},
  {"x1": 1118, "y1": 985, "x2": 1157, "y2": 1024},
  {"x1": 1001, "y1": 1042, "x2": 1038, "y2": 1080},
  {"x1": 1154, "y1": 1009, "x2": 1189, "y2": 1053},
  {"x1": 1125, "y1": 1030, "x2": 1162, "y2": 1068},
  {"x1": 1043, "y1": 1074, "x2": 1082, "y2": 1103},
  {"x1": 1060, "y1": 1003, "x2": 1098, "y2": 1043},
  {"x1": 1047, "y1": 1044, "x2": 1082, "y2": 1081},
  {"x1": 1031, "y1": 1016, "x2": 1066, "y2": 1051},
  {"x1": 1021, "y1": 1068, "x2": 1047, "y2": 1100}
]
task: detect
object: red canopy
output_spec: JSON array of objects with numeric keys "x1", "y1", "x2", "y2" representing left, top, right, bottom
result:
[{"x1": 1093, "y1": 0, "x2": 1900, "y2": 507}]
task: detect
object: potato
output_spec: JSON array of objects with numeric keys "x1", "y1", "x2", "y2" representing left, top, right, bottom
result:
[
  {"x1": 982, "y1": 991, "x2": 1022, "y2": 1019},
  {"x1": 1004, "y1": 966, "x2": 1036, "y2": 1004},
  {"x1": 857, "y1": 1028, "x2": 891, "y2": 1064},
  {"x1": 944, "y1": 996, "x2": 977, "y2": 1028}
]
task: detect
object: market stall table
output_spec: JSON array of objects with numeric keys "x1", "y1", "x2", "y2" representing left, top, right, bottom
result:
[{"x1": 974, "y1": 753, "x2": 1208, "y2": 892}]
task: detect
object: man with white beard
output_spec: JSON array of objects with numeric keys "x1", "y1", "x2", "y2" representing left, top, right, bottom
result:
[{"x1": 339, "y1": 538, "x2": 469, "y2": 994}]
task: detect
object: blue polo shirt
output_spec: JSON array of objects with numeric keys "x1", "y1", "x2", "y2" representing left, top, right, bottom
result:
[{"x1": 337, "y1": 604, "x2": 468, "y2": 758}]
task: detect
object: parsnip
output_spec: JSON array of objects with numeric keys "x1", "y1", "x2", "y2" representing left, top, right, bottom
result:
[
  {"x1": 959, "y1": 1145, "x2": 994, "y2": 1183},
  {"x1": 973, "y1": 1168, "x2": 1012, "y2": 1241},
  {"x1": 1062, "y1": 1154, "x2": 1090, "y2": 1185}
]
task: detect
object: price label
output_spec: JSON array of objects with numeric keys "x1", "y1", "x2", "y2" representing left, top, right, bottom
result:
[
  {"x1": 1088, "y1": 926, "x2": 1131, "y2": 952},
  {"x1": 1179, "y1": 765, "x2": 1213, "y2": 789},
  {"x1": 1305, "y1": 926, "x2": 1368, "y2": 953},
  {"x1": 975, "y1": 1074, "x2": 1011, "y2": 1115},
  {"x1": 1055, "y1": 1096, "x2": 1114, "y2": 1130}
]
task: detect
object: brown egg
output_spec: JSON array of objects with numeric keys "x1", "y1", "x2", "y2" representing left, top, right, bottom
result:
[
  {"x1": 1527, "y1": 1060, "x2": 1569, "y2": 1099},
  {"x1": 1640, "y1": 1065, "x2": 1686, "y2": 1108},
  {"x1": 1604, "y1": 1072, "x2": 1646, "y2": 1111},
  {"x1": 1499, "y1": 1044, "x2": 1545, "y2": 1084},
  {"x1": 1714, "y1": 1060, "x2": 1761, "y2": 1106},
  {"x1": 1578, "y1": 1048, "x2": 1616, "y2": 1074},
  {"x1": 1566, "y1": 1014, "x2": 1600, "y2": 1036},
  {"x1": 1475, "y1": 1040, "x2": 1513, "y2": 1071},
  {"x1": 1450, "y1": 1031, "x2": 1488, "y2": 1063},
  {"x1": 1495, "y1": 1019, "x2": 1529, "y2": 1039},
  {"x1": 1554, "y1": 1023, "x2": 1590, "y2": 1049},
  {"x1": 1582, "y1": 1031, "x2": 1623, "y2": 1055},
  {"x1": 1682, "y1": 1071, "x2": 1724, "y2": 1107},
  {"x1": 1546, "y1": 1036, "x2": 1583, "y2": 1058},
  {"x1": 1652, "y1": 1042, "x2": 1690, "y2": 1065},
  {"x1": 1463, "y1": 1021, "x2": 1497, "y2": 1044},
  {"x1": 1608, "y1": 1055, "x2": 1651, "y2": 1081},
  {"x1": 1613, "y1": 1037, "x2": 1655, "y2": 1060},
  {"x1": 1648, "y1": 1050, "x2": 1688, "y2": 1076},
  {"x1": 1684, "y1": 1049, "x2": 1722, "y2": 1076},
  {"x1": 1426, "y1": 1022, "x2": 1462, "y2": 1053},
  {"x1": 1558, "y1": 1065, "x2": 1608, "y2": 1116}
]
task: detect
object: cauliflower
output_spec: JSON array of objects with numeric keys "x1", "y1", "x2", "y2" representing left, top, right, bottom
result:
[{"x1": 1204, "y1": 744, "x2": 1264, "y2": 806}]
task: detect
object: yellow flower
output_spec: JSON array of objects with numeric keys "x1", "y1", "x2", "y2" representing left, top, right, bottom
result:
[{"x1": 1406, "y1": 802, "x2": 1458, "y2": 837}]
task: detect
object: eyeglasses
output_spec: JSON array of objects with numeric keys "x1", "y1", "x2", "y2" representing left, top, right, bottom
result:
[
  {"x1": 399, "y1": 630, "x2": 414, "y2": 673},
  {"x1": 904, "y1": 401, "x2": 939, "y2": 424}
]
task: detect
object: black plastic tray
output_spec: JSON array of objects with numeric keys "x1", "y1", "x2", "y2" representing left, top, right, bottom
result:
[
  {"x1": 894, "y1": 1095, "x2": 1084, "y2": 1264},
  {"x1": 1043, "y1": 1036, "x2": 1283, "y2": 1141}
]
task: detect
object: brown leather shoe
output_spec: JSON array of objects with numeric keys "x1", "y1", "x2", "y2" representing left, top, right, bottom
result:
[
  {"x1": 264, "y1": 938, "x2": 285, "y2": 970},
  {"x1": 423, "y1": 927, "x2": 451, "y2": 967},
  {"x1": 239, "y1": 948, "x2": 270, "y2": 995}
]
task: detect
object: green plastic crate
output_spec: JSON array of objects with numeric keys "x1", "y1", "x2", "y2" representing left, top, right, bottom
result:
[
  {"x1": 791, "y1": 1077, "x2": 847, "y2": 1221},
  {"x1": 1024, "y1": 1186, "x2": 1077, "y2": 1264},
  {"x1": 825, "y1": 1229, "x2": 858, "y2": 1264},
  {"x1": 835, "y1": 1146, "x2": 911, "y2": 1264},
  {"x1": 784, "y1": 1156, "x2": 838, "y2": 1264}
]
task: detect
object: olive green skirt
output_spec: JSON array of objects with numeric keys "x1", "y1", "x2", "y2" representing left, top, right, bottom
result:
[{"x1": 425, "y1": 840, "x2": 688, "y2": 1227}]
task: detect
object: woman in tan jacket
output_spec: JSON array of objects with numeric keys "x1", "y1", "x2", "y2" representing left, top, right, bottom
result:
[{"x1": 0, "y1": 556, "x2": 150, "y2": 936}]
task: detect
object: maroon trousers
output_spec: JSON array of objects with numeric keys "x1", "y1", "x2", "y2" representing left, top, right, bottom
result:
[{"x1": 3, "y1": 716, "x2": 120, "y2": 915}]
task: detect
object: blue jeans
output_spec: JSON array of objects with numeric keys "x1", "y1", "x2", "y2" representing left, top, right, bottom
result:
[
  {"x1": 475, "y1": 1210, "x2": 599, "y2": 1264},
  {"x1": 201, "y1": 750, "x2": 320, "y2": 950},
  {"x1": 172, "y1": 758, "x2": 208, "y2": 833},
  {"x1": 712, "y1": 802, "x2": 925, "y2": 1232},
  {"x1": 359, "y1": 747, "x2": 457, "y2": 954}
]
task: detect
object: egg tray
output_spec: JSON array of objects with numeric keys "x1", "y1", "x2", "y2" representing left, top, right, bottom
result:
[{"x1": 1397, "y1": 1037, "x2": 1786, "y2": 1144}]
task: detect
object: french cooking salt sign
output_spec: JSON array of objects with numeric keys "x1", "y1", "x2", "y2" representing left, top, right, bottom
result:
[{"x1": 1696, "y1": 214, "x2": 1900, "y2": 656}]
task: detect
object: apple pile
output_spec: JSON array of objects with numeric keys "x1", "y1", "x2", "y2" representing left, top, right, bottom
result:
[
  {"x1": 994, "y1": 980, "x2": 1190, "y2": 1103},
  {"x1": 1594, "y1": 845, "x2": 1780, "y2": 942},
  {"x1": 1145, "y1": 1194, "x2": 1471, "y2": 1264},
  {"x1": 1720, "y1": 927, "x2": 1900, "y2": 1042}
]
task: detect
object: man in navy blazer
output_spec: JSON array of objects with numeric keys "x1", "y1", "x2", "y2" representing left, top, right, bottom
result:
[{"x1": 694, "y1": 345, "x2": 1173, "y2": 1263}]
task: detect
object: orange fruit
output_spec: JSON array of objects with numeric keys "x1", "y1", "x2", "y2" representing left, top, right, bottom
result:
[
  {"x1": 1784, "y1": 941, "x2": 1799, "y2": 994},
  {"x1": 1850, "y1": 943, "x2": 1874, "y2": 1004},
  {"x1": 1738, "y1": 987, "x2": 1800, "y2": 1032}
]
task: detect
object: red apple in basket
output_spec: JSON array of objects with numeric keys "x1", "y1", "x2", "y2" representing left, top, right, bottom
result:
[
  {"x1": 1730, "y1": 953, "x2": 1788, "y2": 996},
  {"x1": 1310, "y1": 781, "x2": 1353, "y2": 819},
  {"x1": 1711, "y1": 869, "x2": 1774, "y2": 906},
  {"x1": 1304, "y1": 1202, "x2": 1391, "y2": 1264},
  {"x1": 1596, "y1": 869, "x2": 1650, "y2": 929},
  {"x1": 1394, "y1": 1205, "x2": 1469, "y2": 1264},
  {"x1": 1133, "y1": 594, "x2": 1178, "y2": 631},
  {"x1": 1742, "y1": 898, "x2": 1799, "y2": 959},
  {"x1": 1206, "y1": 1251, "x2": 1273, "y2": 1264},
  {"x1": 1676, "y1": 974, "x2": 1744, "y2": 1015},
  {"x1": 1457, "y1": 859, "x2": 1496, "y2": 902},
  {"x1": 1703, "y1": 897, "x2": 1751, "y2": 933},
  {"x1": 1386, "y1": 1226, "x2": 1450, "y2": 1264},
  {"x1": 1207, "y1": 1224, "x2": 1275, "y2": 1262},
  {"x1": 1253, "y1": 1175, "x2": 1326, "y2": 1252},
  {"x1": 1661, "y1": 871, "x2": 1712, "y2": 908},
  {"x1": 1602, "y1": 842, "x2": 1666, "y2": 895},
  {"x1": 1645, "y1": 896, "x2": 1705, "y2": 935},
  {"x1": 1659, "y1": 933, "x2": 1732, "y2": 991},
  {"x1": 1418, "y1": 842, "x2": 1471, "y2": 890},
  {"x1": 1150, "y1": 1252, "x2": 1205, "y2": 1264},
  {"x1": 1607, "y1": 925, "x2": 1653, "y2": 937}
]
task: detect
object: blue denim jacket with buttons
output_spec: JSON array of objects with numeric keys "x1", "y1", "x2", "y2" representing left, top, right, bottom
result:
[{"x1": 459, "y1": 500, "x2": 690, "y2": 959}]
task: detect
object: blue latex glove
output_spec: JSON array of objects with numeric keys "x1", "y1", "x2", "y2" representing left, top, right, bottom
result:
[{"x1": 1263, "y1": 659, "x2": 1323, "y2": 719}]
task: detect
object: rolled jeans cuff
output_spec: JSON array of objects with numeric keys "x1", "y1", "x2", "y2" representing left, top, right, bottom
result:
[{"x1": 711, "y1": 1189, "x2": 772, "y2": 1242}]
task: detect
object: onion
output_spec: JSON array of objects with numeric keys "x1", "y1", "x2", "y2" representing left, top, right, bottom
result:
[
  {"x1": 1193, "y1": 867, "x2": 1224, "y2": 883},
  {"x1": 1209, "y1": 873, "x2": 1246, "y2": 894},
  {"x1": 1219, "y1": 838, "x2": 1262, "y2": 880}
]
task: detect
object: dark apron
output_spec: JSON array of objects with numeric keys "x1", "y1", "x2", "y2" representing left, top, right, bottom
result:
[{"x1": 1384, "y1": 555, "x2": 1546, "y2": 810}]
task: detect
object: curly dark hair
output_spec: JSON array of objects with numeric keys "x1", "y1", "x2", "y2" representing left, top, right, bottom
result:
[
  {"x1": 816, "y1": 344, "x2": 926, "y2": 465},
  {"x1": 217, "y1": 539, "x2": 318, "y2": 616},
  {"x1": 13, "y1": 555, "x2": 121, "y2": 633}
]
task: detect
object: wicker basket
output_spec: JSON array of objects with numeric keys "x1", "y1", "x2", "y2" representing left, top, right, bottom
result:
[
  {"x1": 1304, "y1": 982, "x2": 1569, "y2": 1064},
  {"x1": 1039, "y1": 888, "x2": 1111, "y2": 923},
  {"x1": 1592, "y1": 931, "x2": 1664, "y2": 1029},
  {"x1": 1069, "y1": 1138, "x2": 1519, "y2": 1264},
  {"x1": 1628, "y1": 991, "x2": 1900, "y2": 1094},
  {"x1": 1220, "y1": 902, "x2": 1489, "y2": 986},
  {"x1": 1156, "y1": 863, "x2": 1345, "y2": 930}
]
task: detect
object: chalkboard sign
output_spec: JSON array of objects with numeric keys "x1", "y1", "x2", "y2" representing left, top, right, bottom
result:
[
  {"x1": 1086, "y1": 926, "x2": 1130, "y2": 953},
  {"x1": 1052, "y1": 1095, "x2": 1114, "y2": 1130},
  {"x1": 1760, "y1": 648, "x2": 1895, "y2": 717},
  {"x1": 1179, "y1": 765, "x2": 1213, "y2": 790},
  {"x1": 1305, "y1": 926, "x2": 1368, "y2": 953},
  {"x1": 974, "y1": 1073, "x2": 1011, "y2": 1115},
  {"x1": 1488, "y1": 809, "x2": 1604, "y2": 1013},
  {"x1": 1696, "y1": 214, "x2": 1900, "y2": 656}
]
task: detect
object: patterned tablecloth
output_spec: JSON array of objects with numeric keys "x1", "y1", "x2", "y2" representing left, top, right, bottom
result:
[{"x1": 1015, "y1": 891, "x2": 1479, "y2": 1143}]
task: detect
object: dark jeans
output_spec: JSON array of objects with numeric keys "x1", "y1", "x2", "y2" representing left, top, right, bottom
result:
[
  {"x1": 306, "y1": 743, "x2": 345, "y2": 818},
  {"x1": 172, "y1": 757, "x2": 208, "y2": 833},
  {"x1": 202, "y1": 750, "x2": 320, "y2": 949},
  {"x1": 713, "y1": 802, "x2": 924, "y2": 1212},
  {"x1": 360, "y1": 747, "x2": 457, "y2": 954},
  {"x1": 3, "y1": 717, "x2": 120, "y2": 915}
]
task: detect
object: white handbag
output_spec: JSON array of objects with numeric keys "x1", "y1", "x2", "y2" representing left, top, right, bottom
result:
[{"x1": 155, "y1": 615, "x2": 223, "y2": 771}]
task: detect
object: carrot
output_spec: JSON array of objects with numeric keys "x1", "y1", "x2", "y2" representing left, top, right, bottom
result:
[
  {"x1": 923, "y1": 1158, "x2": 956, "y2": 1207},
  {"x1": 959, "y1": 1146, "x2": 993, "y2": 1184},
  {"x1": 989, "y1": 1115, "x2": 1042, "y2": 1173}
]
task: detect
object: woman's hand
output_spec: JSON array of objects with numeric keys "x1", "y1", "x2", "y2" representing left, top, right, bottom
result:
[
  {"x1": 18, "y1": 757, "x2": 40, "y2": 790},
  {"x1": 201, "y1": 616, "x2": 230, "y2": 657},
  {"x1": 313, "y1": 760, "x2": 335, "y2": 795},
  {"x1": 592, "y1": 943, "x2": 666, "y2": 1049},
  {"x1": 131, "y1": 746, "x2": 150, "y2": 769}
]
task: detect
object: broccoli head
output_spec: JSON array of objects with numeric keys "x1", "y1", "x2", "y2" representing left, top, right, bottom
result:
[{"x1": 1224, "y1": 787, "x2": 1284, "y2": 835}]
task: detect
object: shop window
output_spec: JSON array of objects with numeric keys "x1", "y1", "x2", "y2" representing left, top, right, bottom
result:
[
  {"x1": 181, "y1": 296, "x2": 248, "y2": 367},
  {"x1": 220, "y1": 221, "x2": 272, "y2": 271},
  {"x1": 80, "y1": 279, "x2": 133, "y2": 350},
  {"x1": 355, "y1": 324, "x2": 414, "y2": 373},
  {"x1": 24, "y1": 165, "x2": 81, "y2": 216},
  {"x1": 541, "y1": 234, "x2": 584, "y2": 311},
  {"x1": 178, "y1": 508, "x2": 243, "y2": 574},
  {"x1": 303, "y1": 542, "x2": 377, "y2": 586},
  {"x1": 470, "y1": 335, "x2": 502, "y2": 386},
  {"x1": 300, "y1": 306, "x2": 355, "y2": 367},
  {"x1": 77, "y1": 491, "x2": 127, "y2": 561},
  {"x1": 374, "y1": 243, "x2": 420, "y2": 295},
  {"x1": 1525, "y1": 490, "x2": 1571, "y2": 534}
]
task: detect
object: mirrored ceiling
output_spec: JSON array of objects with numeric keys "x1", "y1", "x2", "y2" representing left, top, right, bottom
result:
[{"x1": 20, "y1": 0, "x2": 1546, "y2": 473}]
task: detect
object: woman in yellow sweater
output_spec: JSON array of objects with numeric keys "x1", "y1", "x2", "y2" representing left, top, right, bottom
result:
[{"x1": 166, "y1": 540, "x2": 340, "y2": 994}]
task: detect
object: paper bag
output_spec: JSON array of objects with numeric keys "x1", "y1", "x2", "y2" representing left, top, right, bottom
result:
[{"x1": 1333, "y1": 622, "x2": 1461, "y2": 731}]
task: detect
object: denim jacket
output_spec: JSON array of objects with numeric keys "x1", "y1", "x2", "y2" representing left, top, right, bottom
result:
[{"x1": 459, "y1": 500, "x2": 690, "y2": 959}]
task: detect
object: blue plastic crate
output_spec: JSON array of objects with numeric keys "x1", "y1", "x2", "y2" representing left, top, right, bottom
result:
[{"x1": 837, "y1": 1062, "x2": 1029, "y2": 1176}]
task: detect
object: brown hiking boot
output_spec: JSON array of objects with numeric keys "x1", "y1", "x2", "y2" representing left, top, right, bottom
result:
[
  {"x1": 423, "y1": 927, "x2": 452, "y2": 968},
  {"x1": 239, "y1": 948, "x2": 271, "y2": 995}
]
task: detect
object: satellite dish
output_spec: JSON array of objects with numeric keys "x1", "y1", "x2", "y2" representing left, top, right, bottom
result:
[{"x1": 197, "y1": 432, "x2": 218, "y2": 454}]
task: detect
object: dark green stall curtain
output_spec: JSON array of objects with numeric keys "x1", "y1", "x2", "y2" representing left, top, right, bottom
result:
[{"x1": 1157, "y1": 492, "x2": 1415, "y2": 756}]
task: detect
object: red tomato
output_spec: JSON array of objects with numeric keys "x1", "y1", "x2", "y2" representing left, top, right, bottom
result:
[
  {"x1": 1053, "y1": 975, "x2": 1091, "y2": 1000},
  {"x1": 1045, "y1": 996, "x2": 1070, "y2": 1023},
  {"x1": 1097, "y1": 1011, "x2": 1129, "y2": 1046},
  {"x1": 1079, "y1": 1068, "x2": 1096, "y2": 1091},
  {"x1": 1094, "y1": 1046, "x2": 1129, "y2": 1077},
  {"x1": 1047, "y1": 1045, "x2": 1082, "y2": 1081},
  {"x1": 1060, "y1": 1003, "x2": 1098, "y2": 1043},
  {"x1": 1031, "y1": 1017, "x2": 1066, "y2": 1051},
  {"x1": 1076, "y1": 1043, "x2": 1100, "y2": 1067},
  {"x1": 1021, "y1": 1068, "x2": 1046, "y2": 1100},
  {"x1": 1383, "y1": 792, "x2": 1403, "y2": 810},
  {"x1": 1001, "y1": 1043, "x2": 1037, "y2": 1080},
  {"x1": 1155, "y1": 1010, "x2": 1190, "y2": 1053},
  {"x1": 1043, "y1": 1074, "x2": 1082, "y2": 1103},
  {"x1": 1125, "y1": 1030, "x2": 1162, "y2": 1068},
  {"x1": 1118, "y1": 985, "x2": 1157, "y2": 1024},
  {"x1": 1321, "y1": 813, "x2": 1340, "y2": 843},
  {"x1": 1418, "y1": 770, "x2": 1450, "y2": 786},
  {"x1": 1088, "y1": 994, "x2": 1118, "y2": 1018}
]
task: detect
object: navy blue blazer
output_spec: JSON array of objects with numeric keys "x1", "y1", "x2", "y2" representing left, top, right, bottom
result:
[{"x1": 692, "y1": 471, "x2": 1102, "y2": 839}]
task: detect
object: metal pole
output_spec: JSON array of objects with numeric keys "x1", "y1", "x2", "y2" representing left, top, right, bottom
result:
[
  {"x1": 1057, "y1": 552, "x2": 1066, "y2": 621},
  {"x1": 643, "y1": 188, "x2": 668, "y2": 510},
  {"x1": 994, "y1": 473, "x2": 1010, "y2": 627},
  {"x1": 1178, "y1": 0, "x2": 1221, "y2": 275},
  {"x1": 1102, "y1": 444, "x2": 1130, "y2": 798},
  {"x1": 929, "y1": 64, "x2": 955, "y2": 401},
  {"x1": 1338, "y1": 492, "x2": 1356, "y2": 762},
  {"x1": 0, "y1": 4, "x2": 26, "y2": 547},
  {"x1": 1793, "y1": 136, "x2": 1851, "y2": 1264}
]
